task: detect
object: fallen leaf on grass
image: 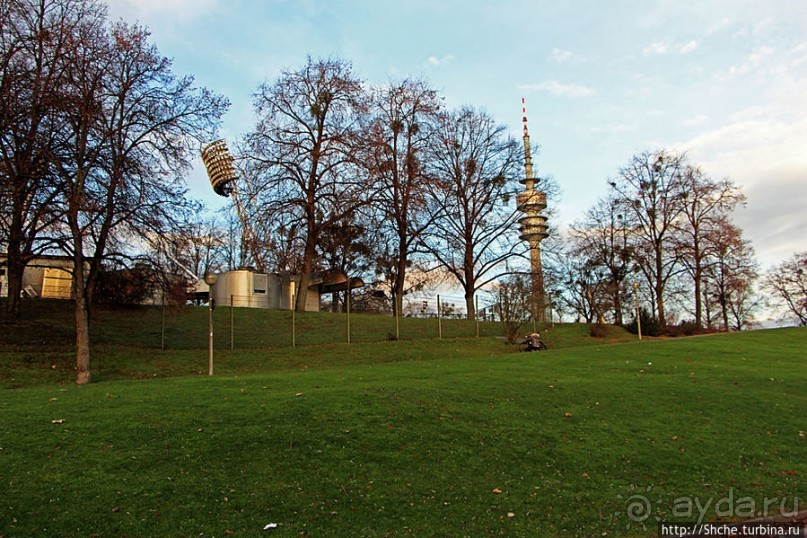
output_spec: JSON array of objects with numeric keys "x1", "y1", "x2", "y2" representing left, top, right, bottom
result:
[
  {"x1": 492, "y1": 488, "x2": 502, "y2": 494},
  {"x1": 51, "y1": 419, "x2": 65, "y2": 424},
  {"x1": 564, "y1": 413, "x2": 573, "y2": 418}
]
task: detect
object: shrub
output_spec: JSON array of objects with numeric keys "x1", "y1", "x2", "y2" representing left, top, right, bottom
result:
[
  {"x1": 94, "y1": 264, "x2": 158, "y2": 306},
  {"x1": 625, "y1": 308, "x2": 660, "y2": 337},
  {"x1": 588, "y1": 322, "x2": 607, "y2": 338}
]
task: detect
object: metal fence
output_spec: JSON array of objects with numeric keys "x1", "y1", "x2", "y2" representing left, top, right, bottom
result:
[{"x1": 152, "y1": 293, "x2": 506, "y2": 351}]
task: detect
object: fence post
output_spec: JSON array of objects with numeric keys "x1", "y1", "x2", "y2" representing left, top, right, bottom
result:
[
  {"x1": 346, "y1": 281, "x2": 351, "y2": 344},
  {"x1": 475, "y1": 294, "x2": 480, "y2": 338},
  {"x1": 230, "y1": 294, "x2": 234, "y2": 350},
  {"x1": 394, "y1": 293, "x2": 400, "y2": 340},
  {"x1": 292, "y1": 290, "x2": 296, "y2": 348},
  {"x1": 438, "y1": 295, "x2": 443, "y2": 339},
  {"x1": 161, "y1": 291, "x2": 166, "y2": 350}
]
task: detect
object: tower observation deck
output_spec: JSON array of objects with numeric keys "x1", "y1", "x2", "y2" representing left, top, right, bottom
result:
[{"x1": 518, "y1": 99, "x2": 549, "y2": 321}]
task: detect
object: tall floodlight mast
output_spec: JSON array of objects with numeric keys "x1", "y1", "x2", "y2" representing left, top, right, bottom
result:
[
  {"x1": 201, "y1": 140, "x2": 263, "y2": 271},
  {"x1": 517, "y1": 99, "x2": 549, "y2": 321},
  {"x1": 201, "y1": 139, "x2": 238, "y2": 196}
]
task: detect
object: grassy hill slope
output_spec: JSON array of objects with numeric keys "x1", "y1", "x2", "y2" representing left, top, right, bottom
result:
[
  {"x1": 1, "y1": 326, "x2": 805, "y2": 537},
  {"x1": 1, "y1": 299, "x2": 635, "y2": 388}
]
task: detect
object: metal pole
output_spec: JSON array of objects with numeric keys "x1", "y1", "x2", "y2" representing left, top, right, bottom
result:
[
  {"x1": 346, "y1": 281, "x2": 351, "y2": 344},
  {"x1": 160, "y1": 291, "x2": 166, "y2": 351},
  {"x1": 292, "y1": 289, "x2": 296, "y2": 348},
  {"x1": 394, "y1": 292, "x2": 400, "y2": 340},
  {"x1": 634, "y1": 282, "x2": 642, "y2": 341},
  {"x1": 475, "y1": 294, "x2": 480, "y2": 337},
  {"x1": 230, "y1": 294, "x2": 234, "y2": 351},
  {"x1": 208, "y1": 288, "x2": 214, "y2": 376},
  {"x1": 437, "y1": 295, "x2": 442, "y2": 339}
]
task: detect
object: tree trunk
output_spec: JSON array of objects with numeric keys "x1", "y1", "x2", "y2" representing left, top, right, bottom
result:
[
  {"x1": 693, "y1": 236, "x2": 703, "y2": 328},
  {"x1": 656, "y1": 283, "x2": 666, "y2": 328},
  {"x1": 295, "y1": 237, "x2": 316, "y2": 312},
  {"x1": 73, "y1": 251, "x2": 91, "y2": 385},
  {"x1": 465, "y1": 291, "x2": 475, "y2": 321},
  {"x1": 464, "y1": 246, "x2": 475, "y2": 320},
  {"x1": 718, "y1": 288, "x2": 730, "y2": 332},
  {"x1": 613, "y1": 286, "x2": 623, "y2": 325},
  {"x1": 655, "y1": 243, "x2": 666, "y2": 327},
  {"x1": 703, "y1": 284, "x2": 713, "y2": 329},
  {"x1": 4, "y1": 254, "x2": 25, "y2": 318},
  {"x1": 393, "y1": 254, "x2": 407, "y2": 317},
  {"x1": 693, "y1": 267, "x2": 702, "y2": 328},
  {"x1": 4, "y1": 201, "x2": 29, "y2": 318}
]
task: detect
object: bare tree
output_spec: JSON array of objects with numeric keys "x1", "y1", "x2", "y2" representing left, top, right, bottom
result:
[
  {"x1": 673, "y1": 167, "x2": 746, "y2": 328},
  {"x1": 495, "y1": 273, "x2": 533, "y2": 344},
  {"x1": 553, "y1": 245, "x2": 611, "y2": 325},
  {"x1": 569, "y1": 194, "x2": 634, "y2": 324},
  {"x1": 0, "y1": 0, "x2": 104, "y2": 317},
  {"x1": 245, "y1": 57, "x2": 367, "y2": 311},
  {"x1": 423, "y1": 106, "x2": 522, "y2": 319},
  {"x1": 364, "y1": 78, "x2": 442, "y2": 315},
  {"x1": 57, "y1": 21, "x2": 227, "y2": 383},
  {"x1": 702, "y1": 219, "x2": 759, "y2": 331},
  {"x1": 763, "y1": 251, "x2": 807, "y2": 326},
  {"x1": 609, "y1": 149, "x2": 689, "y2": 327},
  {"x1": 154, "y1": 210, "x2": 227, "y2": 278},
  {"x1": 317, "y1": 214, "x2": 374, "y2": 311}
]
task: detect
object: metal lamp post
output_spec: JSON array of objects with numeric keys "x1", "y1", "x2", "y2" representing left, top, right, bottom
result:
[{"x1": 204, "y1": 271, "x2": 218, "y2": 375}]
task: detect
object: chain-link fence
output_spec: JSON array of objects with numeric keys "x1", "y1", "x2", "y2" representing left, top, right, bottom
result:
[{"x1": 143, "y1": 293, "x2": 505, "y2": 351}]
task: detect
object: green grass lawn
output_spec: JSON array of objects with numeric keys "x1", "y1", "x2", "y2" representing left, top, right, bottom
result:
[{"x1": 1, "y1": 315, "x2": 805, "y2": 536}]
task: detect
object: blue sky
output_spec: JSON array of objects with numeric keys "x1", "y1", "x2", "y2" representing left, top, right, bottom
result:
[{"x1": 107, "y1": 0, "x2": 807, "y2": 270}]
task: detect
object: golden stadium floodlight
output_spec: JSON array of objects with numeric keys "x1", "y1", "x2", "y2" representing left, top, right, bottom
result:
[{"x1": 201, "y1": 139, "x2": 237, "y2": 197}]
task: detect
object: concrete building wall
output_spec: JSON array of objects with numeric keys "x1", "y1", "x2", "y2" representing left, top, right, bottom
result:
[
  {"x1": 0, "y1": 256, "x2": 79, "y2": 299},
  {"x1": 214, "y1": 270, "x2": 270, "y2": 308},
  {"x1": 211, "y1": 269, "x2": 320, "y2": 311}
]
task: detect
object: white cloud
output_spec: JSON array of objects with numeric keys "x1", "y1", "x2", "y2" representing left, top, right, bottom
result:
[
  {"x1": 669, "y1": 25, "x2": 807, "y2": 268},
  {"x1": 679, "y1": 40, "x2": 699, "y2": 54},
  {"x1": 643, "y1": 39, "x2": 700, "y2": 55},
  {"x1": 519, "y1": 80, "x2": 595, "y2": 99},
  {"x1": 547, "y1": 48, "x2": 576, "y2": 63},
  {"x1": 425, "y1": 54, "x2": 455, "y2": 67},
  {"x1": 682, "y1": 100, "x2": 807, "y2": 266},
  {"x1": 727, "y1": 46, "x2": 775, "y2": 77}
]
